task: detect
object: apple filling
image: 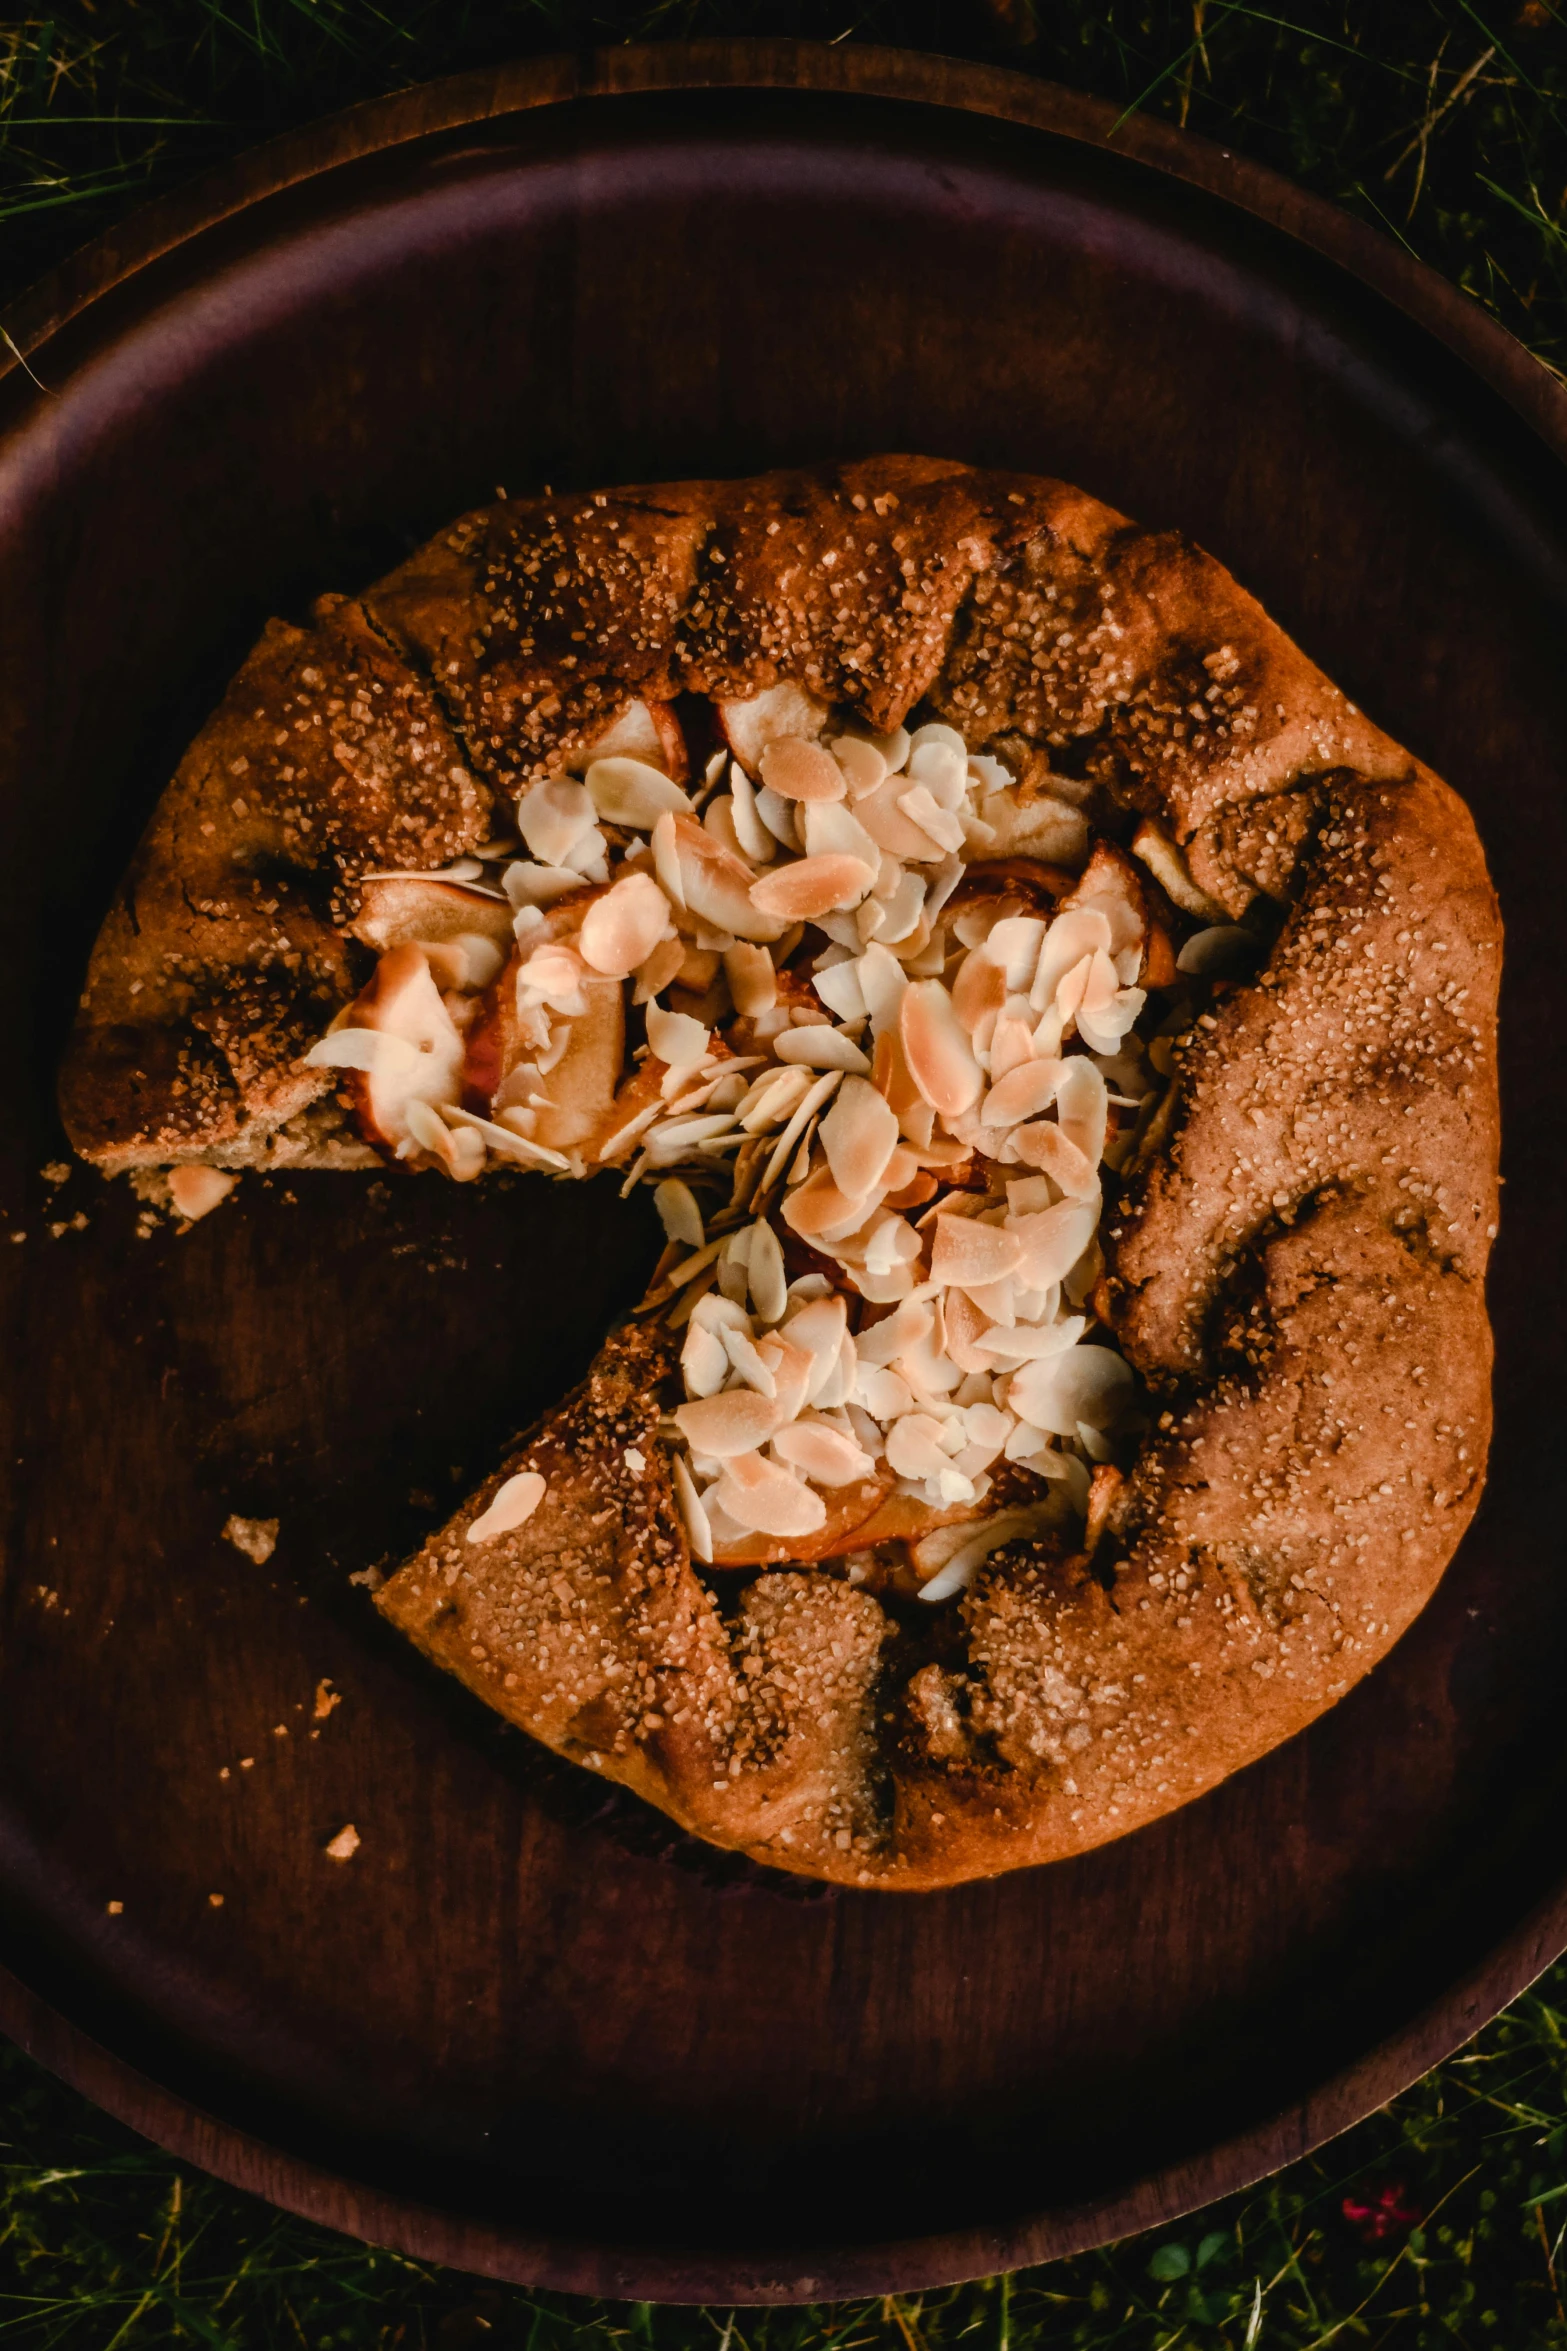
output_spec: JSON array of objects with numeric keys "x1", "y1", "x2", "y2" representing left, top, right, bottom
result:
[{"x1": 305, "y1": 690, "x2": 1252, "y2": 1599}]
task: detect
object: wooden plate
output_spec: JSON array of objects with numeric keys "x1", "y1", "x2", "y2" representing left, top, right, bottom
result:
[{"x1": 2, "y1": 42, "x2": 1565, "y2": 2306}]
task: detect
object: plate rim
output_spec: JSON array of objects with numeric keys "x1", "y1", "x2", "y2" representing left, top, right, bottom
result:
[{"x1": 3, "y1": 37, "x2": 1565, "y2": 2304}]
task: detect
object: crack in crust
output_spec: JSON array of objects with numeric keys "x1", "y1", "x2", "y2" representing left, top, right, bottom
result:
[{"x1": 59, "y1": 458, "x2": 1501, "y2": 1888}]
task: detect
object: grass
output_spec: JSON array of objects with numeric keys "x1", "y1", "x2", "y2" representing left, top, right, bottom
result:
[
  {"x1": 4, "y1": 0, "x2": 1567, "y2": 2342},
  {"x1": 3, "y1": 1961, "x2": 1567, "y2": 2346}
]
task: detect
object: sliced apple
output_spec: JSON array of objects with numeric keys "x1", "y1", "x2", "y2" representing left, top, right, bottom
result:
[
  {"x1": 306, "y1": 942, "x2": 465, "y2": 1154},
  {"x1": 351, "y1": 876, "x2": 515, "y2": 954},
  {"x1": 716, "y1": 680, "x2": 830, "y2": 776},
  {"x1": 565, "y1": 698, "x2": 689, "y2": 782}
]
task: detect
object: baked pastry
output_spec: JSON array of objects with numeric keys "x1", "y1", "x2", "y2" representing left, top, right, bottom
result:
[{"x1": 61, "y1": 458, "x2": 1501, "y2": 1890}]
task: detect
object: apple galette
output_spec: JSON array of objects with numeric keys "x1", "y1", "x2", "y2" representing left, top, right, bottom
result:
[{"x1": 61, "y1": 458, "x2": 1500, "y2": 1889}]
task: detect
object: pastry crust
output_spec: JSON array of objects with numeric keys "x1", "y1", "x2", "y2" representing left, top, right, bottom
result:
[{"x1": 61, "y1": 459, "x2": 1501, "y2": 1889}]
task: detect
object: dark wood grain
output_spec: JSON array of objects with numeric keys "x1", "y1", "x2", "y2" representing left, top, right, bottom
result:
[{"x1": 1, "y1": 42, "x2": 1565, "y2": 2305}]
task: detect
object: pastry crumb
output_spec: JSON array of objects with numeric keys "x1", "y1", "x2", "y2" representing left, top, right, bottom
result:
[
  {"x1": 223, "y1": 1514, "x2": 278, "y2": 1564},
  {"x1": 313, "y1": 1678, "x2": 341, "y2": 1721},
  {"x1": 324, "y1": 1823, "x2": 360, "y2": 1862}
]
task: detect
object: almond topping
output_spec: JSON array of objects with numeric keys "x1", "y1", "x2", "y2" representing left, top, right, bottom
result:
[
  {"x1": 931, "y1": 1214, "x2": 1023, "y2": 1288},
  {"x1": 673, "y1": 1389, "x2": 782, "y2": 1458},
  {"x1": 584, "y1": 756, "x2": 691, "y2": 829},
  {"x1": 467, "y1": 1470, "x2": 547, "y2": 1542},
  {"x1": 899, "y1": 981, "x2": 982, "y2": 1117},
  {"x1": 714, "y1": 1451, "x2": 827, "y2": 1538},
  {"x1": 758, "y1": 736, "x2": 847, "y2": 803},
  {"x1": 819, "y1": 1076, "x2": 900, "y2": 1200},
  {"x1": 578, "y1": 871, "x2": 674, "y2": 976},
  {"x1": 750, "y1": 853, "x2": 876, "y2": 922},
  {"x1": 772, "y1": 1421, "x2": 876, "y2": 1485}
]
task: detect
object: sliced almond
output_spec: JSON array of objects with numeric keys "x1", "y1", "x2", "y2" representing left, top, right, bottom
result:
[
  {"x1": 728, "y1": 762, "x2": 775, "y2": 864},
  {"x1": 1008, "y1": 1342, "x2": 1133, "y2": 1436},
  {"x1": 714, "y1": 1451, "x2": 827, "y2": 1538},
  {"x1": 782, "y1": 1293, "x2": 849, "y2": 1397},
  {"x1": 758, "y1": 736, "x2": 846, "y2": 804},
  {"x1": 646, "y1": 1001, "x2": 710, "y2": 1070},
  {"x1": 803, "y1": 799, "x2": 879, "y2": 869},
  {"x1": 856, "y1": 774, "x2": 950, "y2": 861},
  {"x1": 830, "y1": 736, "x2": 887, "y2": 797},
  {"x1": 780, "y1": 1163, "x2": 878, "y2": 1246},
  {"x1": 772, "y1": 1420, "x2": 876, "y2": 1486},
  {"x1": 899, "y1": 981, "x2": 982, "y2": 1117},
  {"x1": 723, "y1": 942, "x2": 777, "y2": 1018},
  {"x1": 981, "y1": 1058, "x2": 1068, "y2": 1128},
  {"x1": 517, "y1": 776, "x2": 596, "y2": 867},
  {"x1": 885, "y1": 1413, "x2": 959, "y2": 1482},
  {"x1": 585, "y1": 756, "x2": 691, "y2": 829},
  {"x1": 750, "y1": 854, "x2": 876, "y2": 923},
  {"x1": 655, "y1": 1177, "x2": 705, "y2": 1248},
  {"x1": 772, "y1": 1026, "x2": 872, "y2": 1075},
  {"x1": 672, "y1": 1453, "x2": 714, "y2": 1561},
  {"x1": 1030, "y1": 907, "x2": 1114, "y2": 1013},
  {"x1": 1008, "y1": 1199, "x2": 1100, "y2": 1289},
  {"x1": 578, "y1": 871, "x2": 674, "y2": 977},
  {"x1": 467, "y1": 1470, "x2": 546, "y2": 1543},
  {"x1": 746, "y1": 1216, "x2": 789, "y2": 1325},
  {"x1": 896, "y1": 784, "x2": 965, "y2": 855},
  {"x1": 718, "y1": 682, "x2": 829, "y2": 776},
  {"x1": 1056, "y1": 1056, "x2": 1110, "y2": 1166},
  {"x1": 1008, "y1": 1119, "x2": 1100, "y2": 1196},
  {"x1": 674, "y1": 1388, "x2": 782, "y2": 1458},
  {"x1": 634, "y1": 933, "x2": 687, "y2": 1004},
  {"x1": 819, "y1": 1075, "x2": 900, "y2": 1200},
  {"x1": 657, "y1": 811, "x2": 786, "y2": 944},
  {"x1": 931, "y1": 1214, "x2": 1023, "y2": 1288},
  {"x1": 951, "y1": 950, "x2": 1006, "y2": 1039},
  {"x1": 681, "y1": 1318, "x2": 729, "y2": 1398},
  {"x1": 756, "y1": 1334, "x2": 815, "y2": 1424}
]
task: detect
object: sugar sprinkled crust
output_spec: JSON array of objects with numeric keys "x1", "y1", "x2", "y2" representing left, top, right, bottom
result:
[{"x1": 60, "y1": 458, "x2": 1500, "y2": 1889}]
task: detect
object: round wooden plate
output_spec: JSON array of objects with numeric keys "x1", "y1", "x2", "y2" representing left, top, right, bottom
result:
[{"x1": 2, "y1": 41, "x2": 1565, "y2": 2306}]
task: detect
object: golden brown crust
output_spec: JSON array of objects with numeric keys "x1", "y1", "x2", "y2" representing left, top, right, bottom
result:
[{"x1": 62, "y1": 457, "x2": 1501, "y2": 1888}]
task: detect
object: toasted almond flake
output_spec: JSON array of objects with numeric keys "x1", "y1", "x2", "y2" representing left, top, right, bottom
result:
[
  {"x1": 633, "y1": 933, "x2": 686, "y2": 1004},
  {"x1": 674, "y1": 1388, "x2": 781, "y2": 1457},
  {"x1": 773, "y1": 1026, "x2": 872, "y2": 1074},
  {"x1": 672, "y1": 1453, "x2": 714, "y2": 1561},
  {"x1": 1030, "y1": 907, "x2": 1114, "y2": 1011},
  {"x1": 517, "y1": 940, "x2": 589, "y2": 1015},
  {"x1": 819, "y1": 1076, "x2": 900, "y2": 1199},
  {"x1": 951, "y1": 951, "x2": 1006, "y2": 1039},
  {"x1": 899, "y1": 981, "x2": 982, "y2": 1117},
  {"x1": 1008, "y1": 1199, "x2": 1100, "y2": 1288},
  {"x1": 746, "y1": 1217, "x2": 788, "y2": 1324},
  {"x1": 855, "y1": 1362, "x2": 915, "y2": 1419},
  {"x1": 781, "y1": 1163, "x2": 878, "y2": 1246},
  {"x1": 646, "y1": 1001, "x2": 709, "y2": 1070},
  {"x1": 772, "y1": 1420, "x2": 875, "y2": 1486},
  {"x1": 1008, "y1": 1342, "x2": 1133, "y2": 1436},
  {"x1": 578, "y1": 872, "x2": 674, "y2": 976},
  {"x1": 517, "y1": 776, "x2": 596, "y2": 866},
  {"x1": 975, "y1": 1314, "x2": 1086, "y2": 1365},
  {"x1": 813, "y1": 955, "x2": 868, "y2": 1022},
  {"x1": 896, "y1": 784, "x2": 965, "y2": 854},
  {"x1": 681, "y1": 1318, "x2": 729, "y2": 1397},
  {"x1": 724, "y1": 942, "x2": 776, "y2": 1017},
  {"x1": 719, "y1": 681, "x2": 829, "y2": 774},
  {"x1": 756, "y1": 1334, "x2": 814, "y2": 1423},
  {"x1": 585, "y1": 755, "x2": 690, "y2": 828},
  {"x1": 503, "y1": 859, "x2": 586, "y2": 910},
  {"x1": 830, "y1": 736, "x2": 887, "y2": 797},
  {"x1": 753, "y1": 1073, "x2": 841, "y2": 1200},
  {"x1": 885, "y1": 1412, "x2": 958, "y2": 1481},
  {"x1": 468, "y1": 1469, "x2": 547, "y2": 1542},
  {"x1": 714, "y1": 1450, "x2": 827, "y2": 1537},
  {"x1": 1009, "y1": 1119, "x2": 1100, "y2": 1196},
  {"x1": 985, "y1": 916, "x2": 1048, "y2": 991},
  {"x1": 855, "y1": 774, "x2": 948, "y2": 861},
  {"x1": 803, "y1": 798, "x2": 880, "y2": 869},
  {"x1": 722, "y1": 1321, "x2": 777, "y2": 1395},
  {"x1": 931, "y1": 1214, "x2": 1023, "y2": 1288},
  {"x1": 982, "y1": 1058, "x2": 1070, "y2": 1127},
  {"x1": 1056, "y1": 1056, "x2": 1110, "y2": 1166},
  {"x1": 654, "y1": 1178, "x2": 705, "y2": 1249},
  {"x1": 941, "y1": 1286, "x2": 994, "y2": 1376},
  {"x1": 750, "y1": 853, "x2": 875, "y2": 922},
  {"x1": 728, "y1": 761, "x2": 775, "y2": 863},
  {"x1": 782, "y1": 1292, "x2": 849, "y2": 1394},
  {"x1": 758, "y1": 736, "x2": 846, "y2": 803},
  {"x1": 915, "y1": 1504, "x2": 1063, "y2": 1602},
  {"x1": 753, "y1": 784, "x2": 801, "y2": 850}
]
